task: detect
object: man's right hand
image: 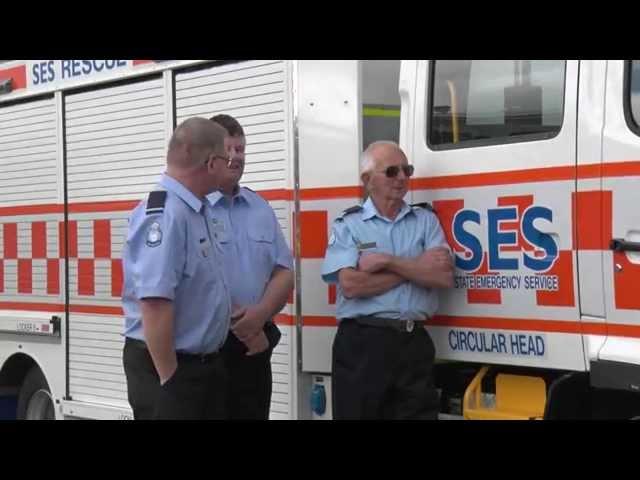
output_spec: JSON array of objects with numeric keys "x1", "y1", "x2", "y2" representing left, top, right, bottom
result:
[
  {"x1": 159, "y1": 360, "x2": 178, "y2": 386},
  {"x1": 416, "y1": 247, "x2": 454, "y2": 287},
  {"x1": 140, "y1": 297, "x2": 179, "y2": 386},
  {"x1": 419, "y1": 247, "x2": 454, "y2": 271}
]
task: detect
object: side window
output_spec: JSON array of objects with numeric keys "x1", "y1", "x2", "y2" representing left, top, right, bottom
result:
[
  {"x1": 361, "y1": 60, "x2": 401, "y2": 149},
  {"x1": 428, "y1": 60, "x2": 566, "y2": 149},
  {"x1": 627, "y1": 60, "x2": 640, "y2": 134}
]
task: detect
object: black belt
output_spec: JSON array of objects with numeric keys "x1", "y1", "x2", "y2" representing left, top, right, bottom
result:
[
  {"x1": 125, "y1": 337, "x2": 220, "y2": 363},
  {"x1": 344, "y1": 316, "x2": 427, "y2": 333}
]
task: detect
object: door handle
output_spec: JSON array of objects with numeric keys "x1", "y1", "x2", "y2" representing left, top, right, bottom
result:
[{"x1": 610, "y1": 238, "x2": 640, "y2": 252}]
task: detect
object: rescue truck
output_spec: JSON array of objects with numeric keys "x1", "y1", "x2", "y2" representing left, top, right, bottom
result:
[{"x1": 0, "y1": 59, "x2": 638, "y2": 420}]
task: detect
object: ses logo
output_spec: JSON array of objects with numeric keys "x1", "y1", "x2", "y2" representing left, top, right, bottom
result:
[{"x1": 451, "y1": 204, "x2": 560, "y2": 292}]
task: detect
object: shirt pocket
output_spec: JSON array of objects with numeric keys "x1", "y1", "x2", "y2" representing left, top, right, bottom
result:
[
  {"x1": 248, "y1": 226, "x2": 276, "y2": 273},
  {"x1": 398, "y1": 220, "x2": 426, "y2": 257}
]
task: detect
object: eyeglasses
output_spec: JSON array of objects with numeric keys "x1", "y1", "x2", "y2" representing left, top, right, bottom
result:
[
  {"x1": 205, "y1": 152, "x2": 232, "y2": 168},
  {"x1": 378, "y1": 164, "x2": 415, "y2": 178}
]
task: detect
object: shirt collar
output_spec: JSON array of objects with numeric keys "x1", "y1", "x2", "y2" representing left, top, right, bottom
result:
[
  {"x1": 206, "y1": 185, "x2": 249, "y2": 207},
  {"x1": 362, "y1": 197, "x2": 412, "y2": 222},
  {"x1": 160, "y1": 173, "x2": 203, "y2": 212}
]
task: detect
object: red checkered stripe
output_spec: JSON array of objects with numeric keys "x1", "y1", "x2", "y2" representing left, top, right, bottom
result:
[{"x1": 0, "y1": 217, "x2": 122, "y2": 299}]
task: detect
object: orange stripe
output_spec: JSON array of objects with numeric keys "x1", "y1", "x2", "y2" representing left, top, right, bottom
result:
[
  {"x1": 0, "y1": 204, "x2": 64, "y2": 216},
  {"x1": 328, "y1": 284, "x2": 337, "y2": 305},
  {"x1": 270, "y1": 162, "x2": 640, "y2": 198},
  {"x1": 0, "y1": 302, "x2": 64, "y2": 313},
  {"x1": 0, "y1": 304, "x2": 636, "y2": 338},
  {"x1": 31, "y1": 222, "x2": 47, "y2": 259},
  {"x1": 430, "y1": 315, "x2": 607, "y2": 335},
  {"x1": 274, "y1": 313, "x2": 295, "y2": 325},
  {"x1": 0, "y1": 160, "x2": 635, "y2": 218},
  {"x1": 412, "y1": 165, "x2": 579, "y2": 190},
  {"x1": 0, "y1": 260, "x2": 3, "y2": 293},
  {"x1": 47, "y1": 259, "x2": 60, "y2": 295},
  {"x1": 299, "y1": 186, "x2": 363, "y2": 200},
  {"x1": 257, "y1": 189, "x2": 294, "y2": 201},
  {"x1": 67, "y1": 221, "x2": 78, "y2": 258},
  {"x1": 297, "y1": 315, "x2": 614, "y2": 335},
  {"x1": 132, "y1": 60, "x2": 154, "y2": 66},
  {"x1": 606, "y1": 323, "x2": 640, "y2": 337},
  {"x1": 111, "y1": 259, "x2": 123, "y2": 298},
  {"x1": 299, "y1": 211, "x2": 328, "y2": 258},
  {"x1": 576, "y1": 164, "x2": 603, "y2": 179},
  {"x1": 78, "y1": 259, "x2": 95, "y2": 296},
  {"x1": 69, "y1": 305, "x2": 123, "y2": 315},
  {"x1": 295, "y1": 161, "x2": 639, "y2": 197},
  {"x1": 303, "y1": 315, "x2": 338, "y2": 327},
  {"x1": 68, "y1": 201, "x2": 140, "y2": 213},
  {"x1": 17, "y1": 259, "x2": 32, "y2": 294},
  {"x1": 58, "y1": 221, "x2": 66, "y2": 258},
  {"x1": 431, "y1": 315, "x2": 581, "y2": 333},
  {"x1": 572, "y1": 190, "x2": 613, "y2": 250},
  {"x1": 602, "y1": 161, "x2": 640, "y2": 177},
  {"x1": 94, "y1": 220, "x2": 111, "y2": 258},
  {"x1": 0, "y1": 201, "x2": 137, "y2": 216},
  {"x1": 3, "y1": 223, "x2": 17, "y2": 259}
]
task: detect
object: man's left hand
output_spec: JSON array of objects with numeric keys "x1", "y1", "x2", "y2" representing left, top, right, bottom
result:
[
  {"x1": 231, "y1": 304, "x2": 270, "y2": 342},
  {"x1": 243, "y1": 330, "x2": 270, "y2": 356}
]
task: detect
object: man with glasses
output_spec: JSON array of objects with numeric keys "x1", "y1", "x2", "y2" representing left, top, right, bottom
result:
[
  {"x1": 122, "y1": 117, "x2": 233, "y2": 419},
  {"x1": 321, "y1": 140, "x2": 454, "y2": 420},
  {"x1": 207, "y1": 114, "x2": 294, "y2": 420}
]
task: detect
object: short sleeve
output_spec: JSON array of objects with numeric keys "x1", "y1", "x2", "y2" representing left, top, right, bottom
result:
[
  {"x1": 126, "y1": 210, "x2": 186, "y2": 300},
  {"x1": 321, "y1": 220, "x2": 359, "y2": 284}
]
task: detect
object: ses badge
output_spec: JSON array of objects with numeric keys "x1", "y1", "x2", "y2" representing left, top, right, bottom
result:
[{"x1": 146, "y1": 222, "x2": 163, "y2": 247}]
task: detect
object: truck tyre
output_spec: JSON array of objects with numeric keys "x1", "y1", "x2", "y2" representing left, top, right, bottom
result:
[{"x1": 17, "y1": 366, "x2": 55, "y2": 420}]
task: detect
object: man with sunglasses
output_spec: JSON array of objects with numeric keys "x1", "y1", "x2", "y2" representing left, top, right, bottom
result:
[
  {"x1": 322, "y1": 140, "x2": 454, "y2": 420},
  {"x1": 207, "y1": 114, "x2": 294, "y2": 420},
  {"x1": 122, "y1": 117, "x2": 233, "y2": 419}
]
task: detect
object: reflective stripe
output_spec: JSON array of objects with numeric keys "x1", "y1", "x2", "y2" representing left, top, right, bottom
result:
[{"x1": 363, "y1": 107, "x2": 400, "y2": 118}]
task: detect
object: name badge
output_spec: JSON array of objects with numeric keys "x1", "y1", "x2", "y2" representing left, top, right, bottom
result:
[
  {"x1": 211, "y1": 218, "x2": 225, "y2": 232},
  {"x1": 357, "y1": 241, "x2": 377, "y2": 251}
]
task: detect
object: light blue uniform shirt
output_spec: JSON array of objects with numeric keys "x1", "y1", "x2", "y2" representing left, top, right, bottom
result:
[
  {"x1": 122, "y1": 173, "x2": 231, "y2": 354},
  {"x1": 321, "y1": 197, "x2": 449, "y2": 321},
  {"x1": 207, "y1": 186, "x2": 293, "y2": 313}
]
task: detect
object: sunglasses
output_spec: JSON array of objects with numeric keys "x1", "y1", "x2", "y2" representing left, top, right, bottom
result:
[{"x1": 379, "y1": 165, "x2": 415, "y2": 178}]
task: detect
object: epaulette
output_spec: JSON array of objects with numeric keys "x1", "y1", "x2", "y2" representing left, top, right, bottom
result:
[
  {"x1": 411, "y1": 202, "x2": 436, "y2": 213},
  {"x1": 335, "y1": 204, "x2": 363, "y2": 222},
  {"x1": 146, "y1": 191, "x2": 167, "y2": 215},
  {"x1": 343, "y1": 205, "x2": 363, "y2": 215}
]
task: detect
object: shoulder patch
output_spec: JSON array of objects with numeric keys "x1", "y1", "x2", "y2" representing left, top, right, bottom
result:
[
  {"x1": 146, "y1": 191, "x2": 167, "y2": 215},
  {"x1": 145, "y1": 222, "x2": 163, "y2": 247},
  {"x1": 411, "y1": 202, "x2": 436, "y2": 213}
]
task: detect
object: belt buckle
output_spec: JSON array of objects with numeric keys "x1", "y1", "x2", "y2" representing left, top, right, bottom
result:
[{"x1": 405, "y1": 320, "x2": 414, "y2": 333}]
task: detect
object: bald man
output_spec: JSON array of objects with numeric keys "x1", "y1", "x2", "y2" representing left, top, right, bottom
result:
[
  {"x1": 322, "y1": 141, "x2": 453, "y2": 420},
  {"x1": 122, "y1": 117, "x2": 234, "y2": 419}
]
